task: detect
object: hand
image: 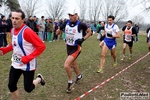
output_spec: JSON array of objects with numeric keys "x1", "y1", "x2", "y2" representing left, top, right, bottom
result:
[
  {"x1": 76, "y1": 38, "x2": 85, "y2": 45},
  {"x1": 0, "y1": 50, "x2": 3, "y2": 56}
]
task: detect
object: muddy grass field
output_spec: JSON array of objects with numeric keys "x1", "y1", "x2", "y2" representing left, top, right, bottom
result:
[{"x1": 0, "y1": 32, "x2": 149, "y2": 100}]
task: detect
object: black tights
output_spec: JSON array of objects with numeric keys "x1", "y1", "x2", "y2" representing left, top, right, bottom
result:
[{"x1": 8, "y1": 66, "x2": 35, "y2": 93}]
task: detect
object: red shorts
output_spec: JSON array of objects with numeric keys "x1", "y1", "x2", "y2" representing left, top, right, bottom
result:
[{"x1": 67, "y1": 45, "x2": 81, "y2": 59}]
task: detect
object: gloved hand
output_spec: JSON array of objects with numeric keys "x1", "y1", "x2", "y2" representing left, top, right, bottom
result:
[{"x1": 76, "y1": 38, "x2": 85, "y2": 45}]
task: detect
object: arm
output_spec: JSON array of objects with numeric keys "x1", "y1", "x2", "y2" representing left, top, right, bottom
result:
[
  {"x1": 21, "y1": 29, "x2": 46, "y2": 64},
  {"x1": 56, "y1": 20, "x2": 67, "y2": 35},
  {"x1": 132, "y1": 27, "x2": 136, "y2": 36},
  {"x1": 83, "y1": 28, "x2": 92, "y2": 40},
  {"x1": 113, "y1": 32, "x2": 120, "y2": 38},
  {"x1": 122, "y1": 26, "x2": 126, "y2": 36},
  {"x1": 0, "y1": 45, "x2": 13, "y2": 55},
  {"x1": 113, "y1": 25, "x2": 120, "y2": 38}
]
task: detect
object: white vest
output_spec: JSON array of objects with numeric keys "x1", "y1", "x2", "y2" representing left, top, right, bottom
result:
[
  {"x1": 124, "y1": 27, "x2": 132, "y2": 42},
  {"x1": 105, "y1": 24, "x2": 115, "y2": 38},
  {"x1": 11, "y1": 26, "x2": 36, "y2": 71},
  {"x1": 65, "y1": 20, "x2": 82, "y2": 46}
]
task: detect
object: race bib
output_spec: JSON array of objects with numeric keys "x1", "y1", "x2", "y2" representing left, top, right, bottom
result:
[
  {"x1": 66, "y1": 33, "x2": 75, "y2": 45},
  {"x1": 125, "y1": 34, "x2": 132, "y2": 42},
  {"x1": 11, "y1": 54, "x2": 22, "y2": 64}
]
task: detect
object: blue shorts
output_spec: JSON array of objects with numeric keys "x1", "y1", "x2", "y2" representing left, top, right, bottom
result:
[
  {"x1": 104, "y1": 38, "x2": 116, "y2": 50},
  {"x1": 149, "y1": 38, "x2": 150, "y2": 42}
]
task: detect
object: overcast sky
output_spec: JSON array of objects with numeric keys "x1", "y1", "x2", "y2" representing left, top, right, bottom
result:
[{"x1": 0, "y1": 0, "x2": 149, "y2": 23}]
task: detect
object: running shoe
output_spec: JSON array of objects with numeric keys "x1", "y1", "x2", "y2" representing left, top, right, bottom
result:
[
  {"x1": 113, "y1": 61, "x2": 117, "y2": 67},
  {"x1": 75, "y1": 74, "x2": 82, "y2": 84},
  {"x1": 66, "y1": 82, "x2": 74, "y2": 93},
  {"x1": 97, "y1": 68, "x2": 103, "y2": 73},
  {"x1": 129, "y1": 55, "x2": 132, "y2": 60},
  {"x1": 121, "y1": 56, "x2": 125, "y2": 61},
  {"x1": 37, "y1": 74, "x2": 45, "y2": 86}
]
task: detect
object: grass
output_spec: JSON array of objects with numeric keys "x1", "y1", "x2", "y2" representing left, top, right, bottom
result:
[{"x1": 0, "y1": 32, "x2": 149, "y2": 100}]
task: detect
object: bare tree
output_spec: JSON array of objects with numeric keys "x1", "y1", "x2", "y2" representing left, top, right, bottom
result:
[
  {"x1": 76, "y1": 0, "x2": 87, "y2": 21},
  {"x1": 101, "y1": 0, "x2": 128, "y2": 23},
  {"x1": 132, "y1": 15, "x2": 145, "y2": 25},
  {"x1": 88, "y1": 0, "x2": 102, "y2": 24},
  {"x1": 45, "y1": 0, "x2": 67, "y2": 21},
  {"x1": 0, "y1": 0, "x2": 20, "y2": 11},
  {"x1": 20, "y1": 0, "x2": 41, "y2": 18},
  {"x1": 0, "y1": 0, "x2": 20, "y2": 16}
]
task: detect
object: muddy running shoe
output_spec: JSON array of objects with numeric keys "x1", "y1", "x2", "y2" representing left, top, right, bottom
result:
[
  {"x1": 75, "y1": 74, "x2": 82, "y2": 84},
  {"x1": 113, "y1": 61, "x2": 117, "y2": 67},
  {"x1": 121, "y1": 56, "x2": 125, "y2": 61},
  {"x1": 37, "y1": 74, "x2": 45, "y2": 86},
  {"x1": 129, "y1": 55, "x2": 132, "y2": 60},
  {"x1": 66, "y1": 82, "x2": 74, "y2": 93},
  {"x1": 97, "y1": 68, "x2": 103, "y2": 73}
]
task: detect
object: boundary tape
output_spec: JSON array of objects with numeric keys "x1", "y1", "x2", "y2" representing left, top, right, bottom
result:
[{"x1": 75, "y1": 52, "x2": 150, "y2": 100}]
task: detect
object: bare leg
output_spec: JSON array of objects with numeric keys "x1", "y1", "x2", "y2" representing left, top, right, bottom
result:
[
  {"x1": 122, "y1": 43, "x2": 127, "y2": 56},
  {"x1": 111, "y1": 48, "x2": 116, "y2": 62},
  {"x1": 64, "y1": 55, "x2": 75, "y2": 81},
  {"x1": 72, "y1": 60, "x2": 80, "y2": 76},
  {"x1": 33, "y1": 78, "x2": 41, "y2": 87},
  {"x1": 99, "y1": 44, "x2": 108, "y2": 69},
  {"x1": 11, "y1": 90, "x2": 19, "y2": 100},
  {"x1": 148, "y1": 42, "x2": 150, "y2": 51},
  {"x1": 99, "y1": 40, "x2": 104, "y2": 49},
  {"x1": 129, "y1": 46, "x2": 132, "y2": 55}
]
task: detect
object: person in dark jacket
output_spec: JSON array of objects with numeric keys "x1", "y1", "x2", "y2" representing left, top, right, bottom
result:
[
  {"x1": 26, "y1": 16, "x2": 35, "y2": 31},
  {"x1": 134, "y1": 23, "x2": 140, "y2": 43},
  {"x1": 53, "y1": 19, "x2": 59, "y2": 41},
  {"x1": 7, "y1": 14, "x2": 13, "y2": 45},
  {"x1": 0, "y1": 15, "x2": 8, "y2": 47}
]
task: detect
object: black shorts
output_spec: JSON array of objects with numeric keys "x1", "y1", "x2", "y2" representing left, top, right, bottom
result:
[
  {"x1": 67, "y1": 45, "x2": 81, "y2": 59},
  {"x1": 124, "y1": 40, "x2": 133, "y2": 47}
]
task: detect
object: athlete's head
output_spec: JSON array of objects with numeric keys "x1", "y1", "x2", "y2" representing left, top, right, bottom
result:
[
  {"x1": 11, "y1": 9, "x2": 25, "y2": 29},
  {"x1": 68, "y1": 9, "x2": 78, "y2": 22},
  {"x1": 107, "y1": 15, "x2": 115, "y2": 25},
  {"x1": 127, "y1": 20, "x2": 132, "y2": 28}
]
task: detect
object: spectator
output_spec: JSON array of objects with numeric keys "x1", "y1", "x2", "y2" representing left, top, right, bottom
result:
[
  {"x1": 26, "y1": 16, "x2": 35, "y2": 31},
  {"x1": 96, "y1": 21, "x2": 101, "y2": 33},
  {"x1": 134, "y1": 23, "x2": 140, "y2": 43},
  {"x1": 44, "y1": 19, "x2": 48, "y2": 41},
  {"x1": 33, "y1": 16, "x2": 39, "y2": 35},
  {"x1": 38, "y1": 16, "x2": 45, "y2": 42},
  {"x1": 53, "y1": 19, "x2": 59, "y2": 41},
  {"x1": 58, "y1": 19, "x2": 63, "y2": 40},
  {"x1": 0, "y1": 15, "x2": 8, "y2": 47},
  {"x1": 46, "y1": 19, "x2": 53, "y2": 42},
  {"x1": 7, "y1": 14, "x2": 13, "y2": 45}
]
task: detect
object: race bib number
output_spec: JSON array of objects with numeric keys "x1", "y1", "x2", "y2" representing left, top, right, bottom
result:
[
  {"x1": 66, "y1": 33, "x2": 75, "y2": 45},
  {"x1": 11, "y1": 54, "x2": 22, "y2": 64},
  {"x1": 125, "y1": 34, "x2": 132, "y2": 42}
]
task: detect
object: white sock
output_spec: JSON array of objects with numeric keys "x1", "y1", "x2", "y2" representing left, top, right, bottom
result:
[
  {"x1": 68, "y1": 80, "x2": 73, "y2": 83},
  {"x1": 77, "y1": 74, "x2": 82, "y2": 78}
]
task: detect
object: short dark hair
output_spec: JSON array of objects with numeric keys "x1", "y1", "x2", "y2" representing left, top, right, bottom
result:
[
  {"x1": 12, "y1": 9, "x2": 25, "y2": 19},
  {"x1": 101, "y1": 21, "x2": 105, "y2": 24},
  {"x1": 41, "y1": 16, "x2": 44, "y2": 18},
  {"x1": 127, "y1": 20, "x2": 132, "y2": 24},
  {"x1": 108, "y1": 15, "x2": 115, "y2": 20}
]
